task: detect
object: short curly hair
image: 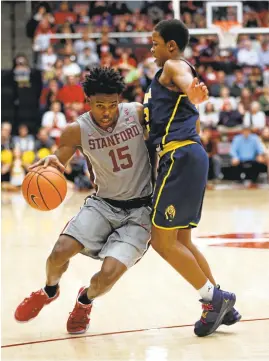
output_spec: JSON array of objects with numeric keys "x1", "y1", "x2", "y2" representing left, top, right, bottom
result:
[
  {"x1": 155, "y1": 19, "x2": 189, "y2": 52},
  {"x1": 82, "y1": 67, "x2": 126, "y2": 97}
]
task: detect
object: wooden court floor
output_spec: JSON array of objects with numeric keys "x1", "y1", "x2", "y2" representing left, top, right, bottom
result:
[{"x1": 1, "y1": 188, "x2": 269, "y2": 361}]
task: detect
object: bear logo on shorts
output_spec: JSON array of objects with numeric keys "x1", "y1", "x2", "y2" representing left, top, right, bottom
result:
[{"x1": 165, "y1": 205, "x2": 176, "y2": 222}]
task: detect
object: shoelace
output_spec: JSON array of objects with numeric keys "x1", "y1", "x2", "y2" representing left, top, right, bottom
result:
[
  {"x1": 69, "y1": 306, "x2": 91, "y2": 323},
  {"x1": 21, "y1": 291, "x2": 44, "y2": 305},
  {"x1": 202, "y1": 303, "x2": 214, "y2": 311},
  {"x1": 200, "y1": 303, "x2": 214, "y2": 324}
]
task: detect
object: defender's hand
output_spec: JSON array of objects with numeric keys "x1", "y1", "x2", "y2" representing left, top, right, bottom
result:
[
  {"x1": 187, "y1": 78, "x2": 209, "y2": 105},
  {"x1": 29, "y1": 155, "x2": 65, "y2": 173}
]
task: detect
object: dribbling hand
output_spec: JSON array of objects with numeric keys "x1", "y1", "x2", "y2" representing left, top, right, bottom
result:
[
  {"x1": 29, "y1": 155, "x2": 65, "y2": 173},
  {"x1": 187, "y1": 78, "x2": 209, "y2": 105}
]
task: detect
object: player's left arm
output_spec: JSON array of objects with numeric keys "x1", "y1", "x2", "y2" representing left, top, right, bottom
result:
[
  {"x1": 163, "y1": 60, "x2": 209, "y2": 105},
  {"x1": 134, "y1": 102, "x2": 149, "y2": 139}
]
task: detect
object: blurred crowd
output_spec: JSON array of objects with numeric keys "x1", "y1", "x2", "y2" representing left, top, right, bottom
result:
[{"x1": 1, "y1": 1, "x2": 269, "y2": 190}]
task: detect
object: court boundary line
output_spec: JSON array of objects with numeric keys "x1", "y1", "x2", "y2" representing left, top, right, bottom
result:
[{"x1": 2, "y1": 317, "x2": 269, "y2": 349}]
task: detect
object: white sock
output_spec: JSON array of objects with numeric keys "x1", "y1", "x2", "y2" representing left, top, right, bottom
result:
[{"x1": 198, "y1": 280, "x2": 215, "y2": 301}]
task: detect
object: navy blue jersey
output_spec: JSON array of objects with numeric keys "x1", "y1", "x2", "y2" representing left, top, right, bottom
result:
[{"x1": 144, "y1": 59, "x2": 201, "y2": 148}]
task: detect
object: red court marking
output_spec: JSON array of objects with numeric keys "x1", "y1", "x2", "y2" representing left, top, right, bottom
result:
[
  {"x1": 2, "y1": 318, "x2": 269, "y2": 349},
  {"x1": 210, "y1": 242, "x2": 269, "y2": 249},
  {"x1": 198, "y1": 233, "x2": 269, "y2": 239}
]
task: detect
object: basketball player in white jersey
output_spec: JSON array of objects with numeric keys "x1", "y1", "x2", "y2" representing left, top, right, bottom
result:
[{"x1": 15, "y1": 67, "x2": 152, "y2": 334}]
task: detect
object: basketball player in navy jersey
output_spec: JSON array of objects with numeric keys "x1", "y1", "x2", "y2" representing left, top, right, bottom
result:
[
  {"x1": 144, "y1": 19, "x2": 241, "y2": 336},
  {"x1": 15, "y1": 67, "x2": 153, "y2": 334}
]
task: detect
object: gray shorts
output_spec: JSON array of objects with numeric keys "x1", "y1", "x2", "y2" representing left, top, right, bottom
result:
[{"x1": 61, "y1": 195, "x2": 152, "y2": 268}]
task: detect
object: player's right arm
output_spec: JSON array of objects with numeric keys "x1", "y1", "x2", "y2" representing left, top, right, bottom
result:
[{"x1": 29, "y1": 122, "x2": 81, "y2": 172}]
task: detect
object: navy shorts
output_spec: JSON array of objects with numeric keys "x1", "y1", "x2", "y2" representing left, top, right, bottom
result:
[{"x1": 152, "y1": 143, "x2": 209, "y2": 229}]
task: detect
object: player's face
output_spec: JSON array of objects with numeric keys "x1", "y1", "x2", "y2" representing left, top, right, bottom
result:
[
  {"x1": 90, "y1": 94, "x2": 119, "y2": 130},
  {"x1": 151, "y1": 31, "x2": 170, "y2": 67}
]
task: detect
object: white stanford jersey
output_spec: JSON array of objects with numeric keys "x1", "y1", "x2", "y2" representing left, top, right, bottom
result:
[{"x1": 77, "y1": 102, "x2": 152, "y2": 200}]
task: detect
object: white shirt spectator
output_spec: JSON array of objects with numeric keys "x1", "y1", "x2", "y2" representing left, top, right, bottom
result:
[
  {"x1": 13, "y1": 135, "x2": 35, "y2": 152},
  {"x1": 33, "y1": 34, "x2": 51, "y2": 52},
  {"x1": 40, "y1": 52, "x2": 57, "y2": 71},
  {"x1": 243, "y1": 111, "x2": 266, "y2": 129},
  {"x1": 77, "y1": 49, "x2": 100, "y2": 69},
  {"x1": 42, "y1": 111, "x2": 67, "y2": 139},
  {"x1": 237, "y1": 48, "x2": 259, "y2": 66},
  {"x1": 200, "y1": 112, "x2": 219, "y2": 128},
  {"x1": 259, "y1": 44, "x2": 269, "y2": 68},
  {"x1": 74, "y1": 39, "x2": 96, "y2": 54},
  {"x1": 209, "y1": 96, "x2": 238, "y2": 111}
]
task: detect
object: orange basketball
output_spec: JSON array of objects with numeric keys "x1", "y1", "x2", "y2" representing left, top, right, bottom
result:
[{"x1": 22, "y1": 166, "x2": 67, "y2": 211}]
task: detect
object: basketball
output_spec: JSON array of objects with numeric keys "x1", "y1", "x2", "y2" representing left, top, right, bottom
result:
[{"x1": 22, "y1": 166, "x2": 67, "y2": 211}]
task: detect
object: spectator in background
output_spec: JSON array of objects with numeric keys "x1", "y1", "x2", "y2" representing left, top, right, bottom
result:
[
  {"x1": 259, "y1": 86, "x2": 269, "y2": 116},
  {"x1": 209, "y1": 71, "x2": 227, "y2": 97},
  {"x1": 203, "y1": 66, "x2": 217, "y2": 86},
  {"x1": 240, "y1": 88, "x2": 253, "y2": 112},
  {"x1": 13, "y1": 54, "x2": 42, "y2": 132},
  {"x1": 1, "y1": 122, "x2": 14, "y2": 150},
  {"x1": 237, "y1": 40, "x2": 259, "y2": 66},
  {"x1": 26, "y1": 3, "x2": 54, "y2": 39},
  {"x1": 41, "y1": 101, "x2": 67, "y2": 141},
  {"x1": 243, "y1": 101, "x2": 266, "y2": 130},
  {"x1": 39, "y1": 45, "x2": 57, "y2": 71},
  {"x1": 76, "y1": 7, "x2": 90, "y2": 26},
  {"x1": 109, "y1": 1, "x2": 132, "y2": 16},
  {"x1": 62, "y1": 55, "x2": 81, "y2": 77},
  {"x1": 230, "y1": 127, "x2": 267, "y2": 183},
  {"x1": 73, "y1": 29, "x2": 97, "y2": 55},
  {"x1": 33, "y1": 16, "x2": 55, "y2": 54},
  {"x1": 230, "y1": 70, "x2": 246, "y2": 97},
  {"x1": 200, "y1": 103, "x2": 219, "y2": 128},
  {"x1": 58, "y1": 75, "x2": 84, "y2": 108},
  {"x1": 77, "y1": 47, "x2": 100, "y2": 70},
  {"x1": 35, "y1": 127, "x2": 55, "y2": 152},
  {"x1": 244, "y1": 11, "x2": 262, "y2": 28},
  {"x1": 201, "y1": 128, "x2": 217, "y2": 180},
  {"x1": 40, "y1": 78, "x2": 62, "y2": 112},
  {"x1": 52, "y1": 59, "x2": 65, "y2": 84},
  {"x1": 54, "y1": 1, "x2": 77, "y2": 25},
  {"x1": 13, "y1": 124, "x2": 35, "y2": 152},
  {"x1": 59, "y1": 43, "x2": 75, "y2": 57},
  {"x1": 139, "y1": 57, "x2": 158, "y2": 91},
  {"x1": 218, "y1": 100, "x2": 243, "y2": 129},
  {"x1": 97, "y1": 34, "x2": 116, "y2": 58},
  {"x1": 246, "y1": 66, "x2": 264, "y2": 94},
  {"x1": 259, "y1": 40, "x2": 269, "y2": 68},
  {"x1": 64, "y1": 153, "x2": 93, "y2": 190},
  {"x1": 214, "y1": 87, "x2": 237, "y2": 110}
]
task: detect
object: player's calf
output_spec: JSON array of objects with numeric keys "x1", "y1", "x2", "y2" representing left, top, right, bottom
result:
[{"x1": 67, "y1": 257, "x2": 127, "y2": 334}]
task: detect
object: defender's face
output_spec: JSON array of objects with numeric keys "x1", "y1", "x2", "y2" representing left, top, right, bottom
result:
[
  {"x1": 89, "y1": 94, "x2": 119, "y2": 130},
  {"x1": 151, "y1": 31, "x2": 170, "y2": 67}
]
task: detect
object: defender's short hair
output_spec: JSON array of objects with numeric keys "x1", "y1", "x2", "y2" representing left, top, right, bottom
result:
[
  {"x1": 155, "y1": 19, "x2": 189, "y2": 52},
  {"x1": 82, "y1": 67, "x2": 125, "y2": 96}
]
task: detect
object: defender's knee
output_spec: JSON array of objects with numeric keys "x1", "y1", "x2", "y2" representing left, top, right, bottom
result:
[{"x1": 150, "y1": 227, "x2": 177, "y2": 255}]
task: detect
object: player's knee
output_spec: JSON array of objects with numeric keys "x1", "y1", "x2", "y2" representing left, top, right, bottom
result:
[
  {"x1": 48, "y1": 236, "x2": 75, "y2": 266},
  {"x1": 98, "y1": 271, "x2": 116, "y2": 289}
]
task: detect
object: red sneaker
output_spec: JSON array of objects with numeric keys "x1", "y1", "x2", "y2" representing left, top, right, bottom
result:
[
  {"x1": 67, "y1": 287, "x2": 92, "y2": 334},
  {"x1": 15, "y1": 288, "x2": 60, "y2": 322}
]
